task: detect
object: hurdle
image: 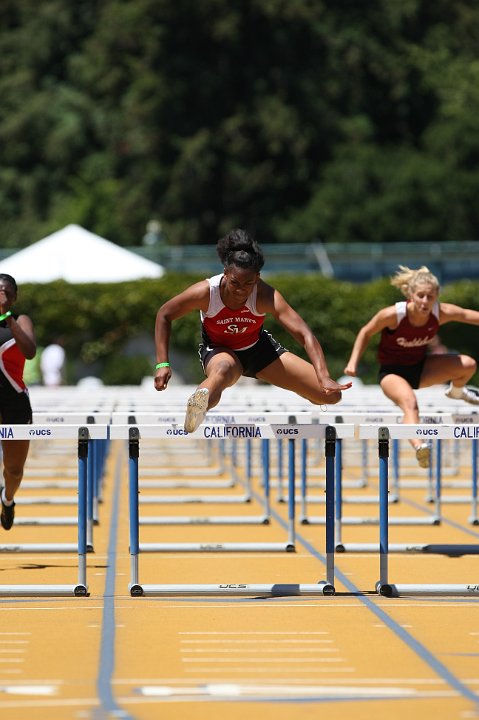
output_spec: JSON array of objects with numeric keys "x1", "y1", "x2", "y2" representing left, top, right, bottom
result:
[
  {"x1": 1, "y1": 413, "x2": 110, "y2": 547},
  {"x1": 359, "y1": 423, "x2": 479, "y2": 597},
  {"x1": 109, "y1": 422, "x2": 352, "y2": 596},
  {"x1": 0, "y1": 424, "x2": 107, "y2": 596},
  {"x1": 130, "y1": 412, "x2": 314, "y2": 526},
  {"x1": 127, "y1": 426, "x2": 303, "y2": 553},
  {"x1": 300, "y1": 412, "x2": 450, "y2": 535}
]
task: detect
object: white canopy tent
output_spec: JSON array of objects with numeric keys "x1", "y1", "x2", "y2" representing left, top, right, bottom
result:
[{"x1": 0, "y1": 225, "x2": 164, "y2": 283}]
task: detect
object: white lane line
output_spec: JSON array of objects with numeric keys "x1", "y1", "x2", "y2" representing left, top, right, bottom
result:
[
  {"x1": 179, "y1": 631, "x2": 330, "y2": 634},
  {"x1": 0, "y1": 685, "x2": 56, "y2": 695},
  {"x1": 182, "y1": 657, "x2": 343, "y2": 663},
  {"x1": 0, "y1": 660, "x2": 24, "y2": 664},
  {"x1": 180, "y1": 639, "x2": 333, "y2": 643},
  {"x1": 183, "y1": 667, "x2": 356, "y2": 673},
  {"x1": 181, "y1": 648, "x2": 338, "y2": 653},
  {"x1": 0, "y1": 650, "x2": 26, "y2": 654},
  {"x1": 0, "y1": 607, "x2": 104, "y2": 612},
  {"x1": 135, "y1": 683, "x2": 454, "y2": 699},
  {"x1": 0, "y1": 698, "x2": 99, "y2": 708}
]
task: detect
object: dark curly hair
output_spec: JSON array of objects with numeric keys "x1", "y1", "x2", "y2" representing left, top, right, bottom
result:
[{"x1": 217, "y1": 229, "x2": 264, "y2": 272}]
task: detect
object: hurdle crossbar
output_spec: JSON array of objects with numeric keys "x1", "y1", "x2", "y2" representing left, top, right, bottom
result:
[{"x1": 112, "y1": 423, "x2": 343, "y2": 596}]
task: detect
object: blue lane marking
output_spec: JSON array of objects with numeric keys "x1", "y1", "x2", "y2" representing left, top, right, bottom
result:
[
  {"x1": 94, "y1": 447, "x2": 134, "y2": 720},
  {"x1": 252, "y1": 481, "x2": 479, "y2": 708},
  {"x1": 400, "y1": 495, "x2": 479, "y2": 539}
]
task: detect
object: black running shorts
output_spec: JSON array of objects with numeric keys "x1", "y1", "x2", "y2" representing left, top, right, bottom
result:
[
  {"x1": 378, "y1": 360, "x2": 425, "y2": 390},
  {"x1": 0, "y1": 376, "x2": 33, "y2": 424},
  {"x1": 199, "y1": 328, "x2": 288, "y2": 378}
]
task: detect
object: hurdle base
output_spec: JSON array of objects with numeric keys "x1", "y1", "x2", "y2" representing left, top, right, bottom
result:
[
  {"x1": 139, "y1": 542, "x2": 296, "y2": 553},
  {"x1": 139, "y1": 515, "x2": 270, "y2": 526},
  {"x1": 129, "y1": 583, "x2": 144, "y2": 597},
  {"x1": 130, "y1": 582, "x2": 335, "y2": 597},
  {"x1": 377, "y1": 582, "x2": 479, "y2": 597},
  {"x1": 303, "y1": 516, "x2": 440, "y2": 527},
  {"x1": 376, "y1": 582, "x2": 394, "y2": 597},
  {"x1": 0, "y1": 543, "x2": 80, "y2": 553},
  {"x1": 335, "y1": 543, "x2": 479, "y2": 555},
  {"x1": 0, "y1": 584, "x2": 89, "y2": 597}
]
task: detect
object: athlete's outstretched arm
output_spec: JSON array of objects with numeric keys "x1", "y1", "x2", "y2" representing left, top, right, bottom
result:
[
  {"x1": 265, "y1": 287, "x2": 352, "y2": 393},
  {"x1": 344, "y1": 306, "x2": 396, "y2": 376},
  {"x1": 154, "y1": 281, "x2": 209, "y2": 391}
]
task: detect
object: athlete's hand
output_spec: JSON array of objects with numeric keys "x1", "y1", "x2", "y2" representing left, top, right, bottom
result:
[
  {"x1": 343, "y1": 363, "x2": 357, "y2": 377},
  {"x1": 154, "y1": 367, "x2": 171, "y2": 391},
  {"x1": 320, "y1": 376, "x2": 353, "y2": 393}
]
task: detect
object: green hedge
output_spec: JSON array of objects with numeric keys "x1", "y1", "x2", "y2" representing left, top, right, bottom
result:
[{"x1": 15, "y1": 274, "x2": 479, "y2": 385}]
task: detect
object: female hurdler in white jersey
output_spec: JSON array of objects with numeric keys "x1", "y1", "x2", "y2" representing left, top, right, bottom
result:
[{"x1": 154, "y1": 228, "x2": 351, "y2": 432}]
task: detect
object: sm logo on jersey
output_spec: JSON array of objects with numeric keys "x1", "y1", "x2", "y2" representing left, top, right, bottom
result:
[{"x1": 225, "y1": 324, "x2": 248, "y2": 334}]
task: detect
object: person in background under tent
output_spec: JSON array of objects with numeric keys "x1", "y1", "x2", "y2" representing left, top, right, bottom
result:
[
  {"x1": 154, "y1": 228, "x2": 351, "y2": 432},
  {"x1": 344, "y1": 265, "x2": 479, "y2": 468},
  {"x1": 0, "y1": 273, "x2": 36, "y2": 529}
]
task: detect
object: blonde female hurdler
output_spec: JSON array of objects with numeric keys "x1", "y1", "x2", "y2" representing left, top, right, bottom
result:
[{"x1": 344, "y1": 265, "x2": 479, "y2": 467}]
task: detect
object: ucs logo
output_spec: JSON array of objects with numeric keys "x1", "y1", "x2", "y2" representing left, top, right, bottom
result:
[
  {"x1": 29, "y1": 428, "x2": 52, "y2": 436},
  {"x1": 416, "y1": 428, "x2": 438, "y2": 436}
]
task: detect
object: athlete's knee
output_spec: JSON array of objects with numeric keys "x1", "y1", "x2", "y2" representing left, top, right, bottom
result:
[
  {"x1": 460, "y1": 355, "x2": 477, "y2": 374},
  {"x1": 400, "y1": 397, "x2": 419, "y2": 414},
  {"x1": 209, "y1": 359, "x2": 241, "y2": 386},
  {"x1": 3, "y1": 464, "x2": 24, "y2": 483}
]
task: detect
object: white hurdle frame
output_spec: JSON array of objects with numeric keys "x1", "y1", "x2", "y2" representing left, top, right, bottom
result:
[
  {"x1": 133, "y1": 412, "x2": 312, "y2": 526},
  {"x1": 0, "y1": 424, "x2": 107, "y2": 597},
  {"x1": 110, "y1": 422, "x2": 355, "y2": 597},
  {"x1": 359, "y1": 424, "x2": 479, "y2": 597}
]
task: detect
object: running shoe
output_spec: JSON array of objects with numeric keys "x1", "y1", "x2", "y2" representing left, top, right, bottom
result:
[
  {"x1": 445, "y1": 384, "x2": 479, "y2": 405},
  {"x1": 184, "y1": 388, "x2": 209, "y2": 433},
  {"x1": 0, "y1": 489, "x2": 15, "y2": 530},
  {"x1": 415, "y1": 443, "x2": 430, "y2": 469}
]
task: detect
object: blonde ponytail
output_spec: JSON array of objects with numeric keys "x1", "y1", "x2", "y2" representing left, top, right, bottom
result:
[{"x1": 390, "y1": 265, "x2": 439, "y2": 298}]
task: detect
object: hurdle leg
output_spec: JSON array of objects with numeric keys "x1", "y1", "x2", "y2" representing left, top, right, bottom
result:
[
  {"x1": 276, "y1": 439, "x2": 284, "y2": 502},
  {"x1": 376, "y1": 428, "x2": 390, "y2": 595},
  {"x1": 286, "y1": 439, "x2": 296, "y2": 550},
  {"x1": 470, "y1": 440, "x2": 478, "y2": 525},
  {"x1": 261, "y1": 439, "x2": 271, "y2": 519},
  {"x1": 75, "y1": 428, "x2": 89, "y2": 596},
  {"x1": 299, "y1": 439, "x2": 307, "y2": 521},
  {"x1": 128, "y1": 428, "x2": 142, "y2": 596},
  {"x1": 324, "y1": 426, "x2": 336, "y2": 590},
  {"x1": 334, "y1": 437, "x2": 342, "y2": 548},
  {"x1": 86, "y1": 439, "x2": 94, "y2": 551}
]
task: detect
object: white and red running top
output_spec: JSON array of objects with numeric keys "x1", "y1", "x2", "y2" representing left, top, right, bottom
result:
[{"x1": 200, "y1": 273, "x2": 266, "y2": 351}]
